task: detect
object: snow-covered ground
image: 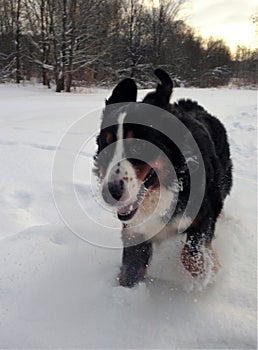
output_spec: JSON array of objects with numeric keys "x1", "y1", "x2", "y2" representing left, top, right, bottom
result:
[{"x1": 0, "y1": 84, "x2": 257, "y2": 349}]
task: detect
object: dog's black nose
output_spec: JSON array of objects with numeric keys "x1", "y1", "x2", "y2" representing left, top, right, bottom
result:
[
  {"x1": 102, "y1": 180, "x2": 124, "y2": 204},
  {"x1": 108, "y1": 181, "x2": 124, "y2": 201}
]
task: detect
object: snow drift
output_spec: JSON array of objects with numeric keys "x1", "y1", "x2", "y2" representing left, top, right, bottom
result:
[{"x1": 0, "y1": 84, "x2": 256, "y2": 348}]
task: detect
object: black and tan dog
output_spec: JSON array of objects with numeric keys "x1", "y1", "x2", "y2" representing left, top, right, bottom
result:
[{"x1": 94, "y1": 69, "x2": 232, "y2": 287}]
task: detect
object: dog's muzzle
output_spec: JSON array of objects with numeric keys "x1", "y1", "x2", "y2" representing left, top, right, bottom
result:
[
  {"x1": 102, "y1": 180, "x2": 124, "y2": 205},
  {"x1": 102, "y1": 167, "x2": 157, "y2": 221}
]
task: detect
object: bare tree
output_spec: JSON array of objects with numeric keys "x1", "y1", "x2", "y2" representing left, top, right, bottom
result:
[
  {"x1": 45, "y1": 0, "x2": 110, "y2": 91},
  {"x1": 15, "y1": 0, "x2": 22, "y2": 83},
  {"x1": 65, "y1": 0, "x2": 76, "y2": 92},
  {"x1": 0, "y1": 1, "x2": 15, "y2": 80},
  {"x1": 0, "y1": 0, "x2": 15, "y2": 33},
  {"x1": 119, "y1": 0, "x2": 150, "y2": 77},
  {"x1": 1, "y1": 0, "x2": 24, "y2": 83},
  {"x1": 22, "y1": 0, "x2": 52, "y2": 85},
  {"x1": 40, "y1": 0, "x2": 51, "y2": 87},
  {"x1": 149, "y1": 0, "x2": 187, "y2": 66},
  {"x1": 1, "y1": 0, "x2": 253, "y2": 88}
]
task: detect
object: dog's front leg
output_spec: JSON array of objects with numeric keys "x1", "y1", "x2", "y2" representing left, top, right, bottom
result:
[
  {"x1": 181, "y1": 218, "x2": 220, "y2": 277},
  {"x1": 118, "y1": 230, "x2": 152, "y2": 287},
  {"x1": 119, "y1": 241, "x2": 153, "y2": 287},
  {"x1": 181, "y1": 238, "x2": 206, "y2": 277}
]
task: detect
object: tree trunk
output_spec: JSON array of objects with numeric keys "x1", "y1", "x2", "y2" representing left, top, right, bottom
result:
[
  {"x1": 59, "y1": 0, "x2": 67, "y2": 91},
  {"x1": 48, "y1": 0, "x2": 59, "y2": 89},
  {"x1": 40, "y1": 0, "x2": 50, "y2": 87},
  {"x1": 56, "y1": 72, "x2": 64, "y2": 92},
  {"x1": 15, "y1": 0, "x2": 21, "y2": 83},
  {"x1": 65, "y1": 0, "x2": 77, "y2": 92},
  {"x1": 65, "y1": 73, "x2": 72, "y2": 92}
]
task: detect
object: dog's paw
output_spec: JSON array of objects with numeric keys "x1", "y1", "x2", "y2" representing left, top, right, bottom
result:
[
  {"x1": 118, "y1": 274, "x2": 137, "y2": 288},
  {"x1": 181, "y1": 244, "x2": 220, "y2": 278},
  {"x1": 181, "y1": 244, "x2": 204, "y2": 277},
  {"x1": 118, "y1": 265, "x2": 147, "y2": 288}
]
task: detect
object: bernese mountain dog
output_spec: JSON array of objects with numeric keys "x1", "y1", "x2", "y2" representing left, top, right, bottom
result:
[{"x1": 94, "y1": 69, "x2": 232, "y2": 287}]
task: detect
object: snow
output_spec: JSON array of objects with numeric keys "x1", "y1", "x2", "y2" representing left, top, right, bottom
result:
[{"x1": 0, "y1": 84, "x2": 257, "y2": 348}]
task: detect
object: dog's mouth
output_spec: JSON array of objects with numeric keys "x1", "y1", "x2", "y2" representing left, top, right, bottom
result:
[{"x1": 117, "y1": 168, "x2": 157, "y2": 221}]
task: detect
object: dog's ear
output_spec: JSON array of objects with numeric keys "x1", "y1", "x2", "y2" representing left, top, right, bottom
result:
[
  {"x1": 142, "y1": 69, "x2": 173, "y2": 109},
  {"x1": 106, "y1": 78, "x2": 137, "y2": 105}
]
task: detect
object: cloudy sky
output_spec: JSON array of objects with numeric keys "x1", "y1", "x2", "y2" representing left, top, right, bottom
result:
[{"x1": 188, "y1": 0, "x2": 257, "y2": 51}]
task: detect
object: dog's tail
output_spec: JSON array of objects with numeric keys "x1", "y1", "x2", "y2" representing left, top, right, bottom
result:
[
  {"x1": 155, "y1": 68, "x2": 173, "y2": 93},
  {"x1": 142, "y1": 68, "x2": 173, "y2": 109}
]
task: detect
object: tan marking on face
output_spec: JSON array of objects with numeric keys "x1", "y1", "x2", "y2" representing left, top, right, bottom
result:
[
  {"x1": 126, "y1": 130, "x2": 134, "y2": 139},
  {"x1": 135, "y1": 163, "x2": 152, "y2": 182},
  {"x1": 149, "y1": 155, "x2": 166, "y2": 170},
  {"x1": 133, "y1": 162, "x2": 161, "y2": 218},
  {"x1": 133, "y1": 162, "x2": 161, "y2": 192},
  {"x1": 106, "y1": 132, "x2": 113, "y2": 144},
  {"x1": 149, "y1": 155, "x2": 171, "y2": 183}
]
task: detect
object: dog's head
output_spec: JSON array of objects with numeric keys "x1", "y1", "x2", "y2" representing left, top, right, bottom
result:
[{"x1": 94, "y1": 69, "x2": 182, "y2": 232}]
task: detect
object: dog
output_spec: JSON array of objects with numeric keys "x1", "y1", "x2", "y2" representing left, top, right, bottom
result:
[{"x1": 94, "y1": 69, "x2": 232, "y2": 287}]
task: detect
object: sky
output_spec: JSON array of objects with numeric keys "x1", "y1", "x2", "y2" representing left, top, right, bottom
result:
[{"x1": 188, "y1": 0, "x2": 257, "y2": 52}]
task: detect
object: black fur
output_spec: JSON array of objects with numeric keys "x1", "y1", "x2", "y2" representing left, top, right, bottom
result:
[
  {"x1": 106, "y1": 78, "x2": 137, "y2": 105},
  {"x1": 119, "y1": 239, "x2": 153, "y2": 288},
  {"x1": 95, "y1": 69, "x2": 232, "y2": 287},
  {"x1": 142, "y1": 68, "x2": 173, "y2": 108}
]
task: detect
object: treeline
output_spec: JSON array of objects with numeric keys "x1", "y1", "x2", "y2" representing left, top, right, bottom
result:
[{"x1": 0, "y1": 0, "x2": 256, "y2": 91}]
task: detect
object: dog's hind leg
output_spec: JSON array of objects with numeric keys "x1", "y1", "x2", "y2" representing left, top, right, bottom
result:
[{"x1": 118, "y1": 237, "x2": 153, "y2": 288}]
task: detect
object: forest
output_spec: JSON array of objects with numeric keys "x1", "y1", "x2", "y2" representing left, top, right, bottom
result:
[{"x1": 0, "y1": 0, "x2": 256, "y2": 91}]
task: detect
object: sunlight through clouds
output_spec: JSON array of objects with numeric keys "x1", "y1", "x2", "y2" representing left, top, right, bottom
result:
[{"x1": 189, "y1": 0, "x2": 257, "y2": 51}]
